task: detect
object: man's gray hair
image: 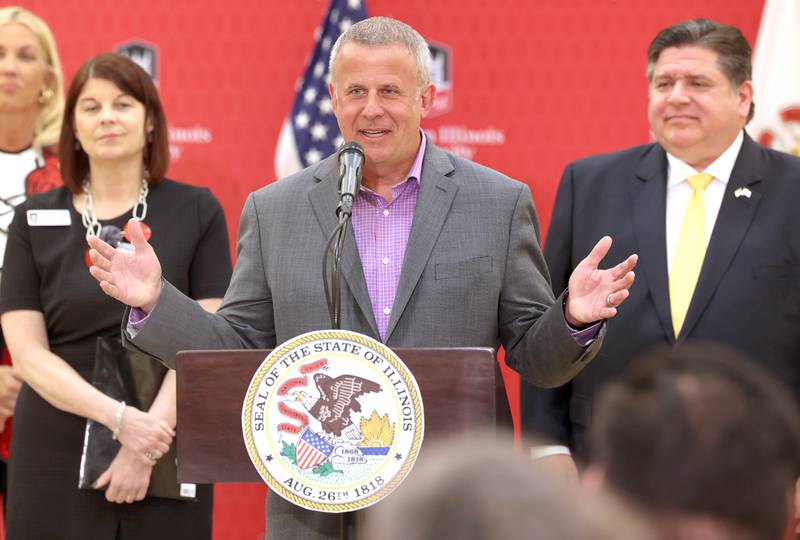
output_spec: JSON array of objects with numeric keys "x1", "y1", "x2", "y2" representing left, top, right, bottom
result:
[{"x1": 329, "y1": 17, "x2": 431, "y2": 87}]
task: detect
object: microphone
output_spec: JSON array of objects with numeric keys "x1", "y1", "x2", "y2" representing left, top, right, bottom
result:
[{"x1": 336, "y1": 141, "x2": 364, "y2": 217}]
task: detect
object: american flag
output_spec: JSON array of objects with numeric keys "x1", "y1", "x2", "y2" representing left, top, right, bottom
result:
[
  {"x1": 274, "y1": 0, "x2": 368, "y2": 178},
  {"x1": 296, "y1": 428, "x2": 335, "y2": 470}
]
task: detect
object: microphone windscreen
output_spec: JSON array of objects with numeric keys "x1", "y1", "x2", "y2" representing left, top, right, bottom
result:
[{"x1": 337, "y1": 141, "x2": 365, "y2": 162}]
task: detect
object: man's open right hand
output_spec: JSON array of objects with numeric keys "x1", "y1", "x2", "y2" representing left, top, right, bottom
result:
[{"x1": 87, "y1": 218, "x2": 163, "y2": 312}]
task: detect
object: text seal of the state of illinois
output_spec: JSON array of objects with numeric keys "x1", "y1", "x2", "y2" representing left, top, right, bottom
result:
[{"x1": 242, "y1": 330, "x2": 424, "y2": 512}]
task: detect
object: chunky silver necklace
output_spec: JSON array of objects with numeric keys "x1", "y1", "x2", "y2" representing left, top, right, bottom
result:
[{"x1": 81, "y1": 175, "x2": 149, "y2": 241}]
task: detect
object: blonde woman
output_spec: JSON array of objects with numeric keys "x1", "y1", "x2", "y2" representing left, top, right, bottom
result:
[
  {"x1": 0, "y1": 5, "x2": 64, "y2": 251},
  {"x1": 0, "y1": 6, "x2": 64, "y2": 518}
]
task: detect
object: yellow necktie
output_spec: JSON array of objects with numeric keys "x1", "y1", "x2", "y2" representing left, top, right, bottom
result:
[{"x1": 669, "y1": 173, "x2": 713, "y2": 337}]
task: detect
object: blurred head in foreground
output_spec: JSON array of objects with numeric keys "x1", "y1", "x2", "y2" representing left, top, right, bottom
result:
[
  {"x1": 365, "y1": 430, "x2": 650, "y2": 540},
  {"x1": 588, "y1": 343, "x2": 800, "y2": 540}
]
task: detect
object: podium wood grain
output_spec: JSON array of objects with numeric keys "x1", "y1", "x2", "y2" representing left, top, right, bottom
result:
[{"x1": 176, "y1": 348, "x2": 509, "y2": 483}]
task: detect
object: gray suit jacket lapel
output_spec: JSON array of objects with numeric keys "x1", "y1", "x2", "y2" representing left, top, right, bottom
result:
[
  {"x1": 385, "y1": 142, "x2": 458, "y2": 341},
  {"x1": 308, "y1": 156, "x2": 379, "y2": 337}
]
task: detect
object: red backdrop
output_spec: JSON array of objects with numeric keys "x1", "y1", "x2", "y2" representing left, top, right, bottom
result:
[{"x1": 13, "y1": 1, "x2": 765, "y2": 538}]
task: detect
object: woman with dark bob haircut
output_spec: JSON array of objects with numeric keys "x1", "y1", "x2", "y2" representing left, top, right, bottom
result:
[{"x1": 0, "y1": 52, "x2": 232, "y2": 539}]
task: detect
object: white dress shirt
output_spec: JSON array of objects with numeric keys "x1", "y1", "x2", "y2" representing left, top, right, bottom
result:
[{"x1": 665, "y1": 131, "x2": 744, "y2": 273}]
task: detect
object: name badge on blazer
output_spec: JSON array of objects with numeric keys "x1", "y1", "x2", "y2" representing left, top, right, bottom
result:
[{"x1": 27, "y1": 209, "x2": 72, "y2": 227}]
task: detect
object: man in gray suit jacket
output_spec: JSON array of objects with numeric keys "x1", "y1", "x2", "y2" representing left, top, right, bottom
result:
[{"x1": 88, "y1": 16, "x2": 637, "y2": 540}]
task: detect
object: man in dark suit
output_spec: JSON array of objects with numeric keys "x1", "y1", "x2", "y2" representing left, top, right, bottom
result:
[{"x1": 522, "y1": 18, "x2": 800, "y2": 470}]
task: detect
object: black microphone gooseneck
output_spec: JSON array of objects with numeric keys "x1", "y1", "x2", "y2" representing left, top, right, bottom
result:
[{"x1": 323, "y1": 142, "x2": 364, "y2": 329}]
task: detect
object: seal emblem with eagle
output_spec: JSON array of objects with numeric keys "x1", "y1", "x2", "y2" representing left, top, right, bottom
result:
[
  {"x1": 242, "y1": 330, "x2": 424, "y2": 513},
  {"x1": 293, "y1": 373, "x2": 380, "y2": 440}
]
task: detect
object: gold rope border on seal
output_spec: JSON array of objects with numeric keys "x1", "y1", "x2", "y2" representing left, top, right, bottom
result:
[{"x1": 242, "y1": 330, "x2": 425, "y2": 512}]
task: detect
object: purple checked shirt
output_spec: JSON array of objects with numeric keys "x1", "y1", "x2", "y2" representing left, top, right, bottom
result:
[{"x1": 350, "y1": 136, "x2": 425, "y2": 340}]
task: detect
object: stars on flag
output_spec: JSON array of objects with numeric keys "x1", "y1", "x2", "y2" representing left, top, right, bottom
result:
[
  {"x1": 294, "y1": 111, "x2": 310, "y2": 129},
  {"x1": 311, "y1": 123, "x2": 329, "y2": 141},
  {"x1": 318, "y1": 98, "x2": 332, "y2": 114},
  {"x1": 285, "y1": 0, "x2": 368, "y2": 169},
  {"x1": 303, "y1": 87, "x2": 318, "y2": 104}
]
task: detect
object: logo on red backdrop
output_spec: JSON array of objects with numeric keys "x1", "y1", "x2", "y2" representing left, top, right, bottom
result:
[
  {"x1": 114, "y1": 38, "x2": 213, "y2": 162},
  {"x1": 756, "y1": 106, "x2": 800, "y2": 156},
  {"x1": 116, "y1": 40, "x2": 160, "y2": 84},
  {"x1": 242, "y1": 330, "x2": 424, "y2": 513},
  {"x1": 428, "y1": 41, "x2": 452, "y2": 118},
  {"x1": 422, "y1": 40, "x2": 507, "y2": 160}
]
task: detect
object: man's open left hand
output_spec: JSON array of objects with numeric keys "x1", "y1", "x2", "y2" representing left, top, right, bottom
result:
[{"x1": 565, "y1": 236, "x2": 637, "y2": 326}]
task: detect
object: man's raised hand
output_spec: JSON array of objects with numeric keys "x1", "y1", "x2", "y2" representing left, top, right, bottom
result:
[{"x1": 87, "y1": 218, "x2": 163, "y2": 312}]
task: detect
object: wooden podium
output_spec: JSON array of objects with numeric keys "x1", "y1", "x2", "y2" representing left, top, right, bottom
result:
[{"x1": 175, "y1": 347, "x2": 511, "y2": 483}]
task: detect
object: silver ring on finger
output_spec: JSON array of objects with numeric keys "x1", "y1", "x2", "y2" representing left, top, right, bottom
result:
[
  {"x1": 144, "y1": 451, "x2": 157, "y2": 462},
  {"x1": 606, "y1": 293, "x2": 614, "y2": 307}
]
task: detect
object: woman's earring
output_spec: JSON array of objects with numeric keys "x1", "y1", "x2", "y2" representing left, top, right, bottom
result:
[{"x1": 38, "y1": 87, "x2": 55, "y2": 105}]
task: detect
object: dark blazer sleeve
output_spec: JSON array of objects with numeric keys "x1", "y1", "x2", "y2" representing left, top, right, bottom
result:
[{"x1": 520, "y1": 164, "x2": 577, "y2": 445}]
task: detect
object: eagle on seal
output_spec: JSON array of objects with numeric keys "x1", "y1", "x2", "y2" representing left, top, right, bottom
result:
[{"x1": 294, "y1": 373, "x2": 381, "y2": 440}]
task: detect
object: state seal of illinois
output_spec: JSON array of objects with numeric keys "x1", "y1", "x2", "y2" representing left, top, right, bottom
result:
[{"x1": 242, "y1": 330, "x2": 424, "y2": 512}]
